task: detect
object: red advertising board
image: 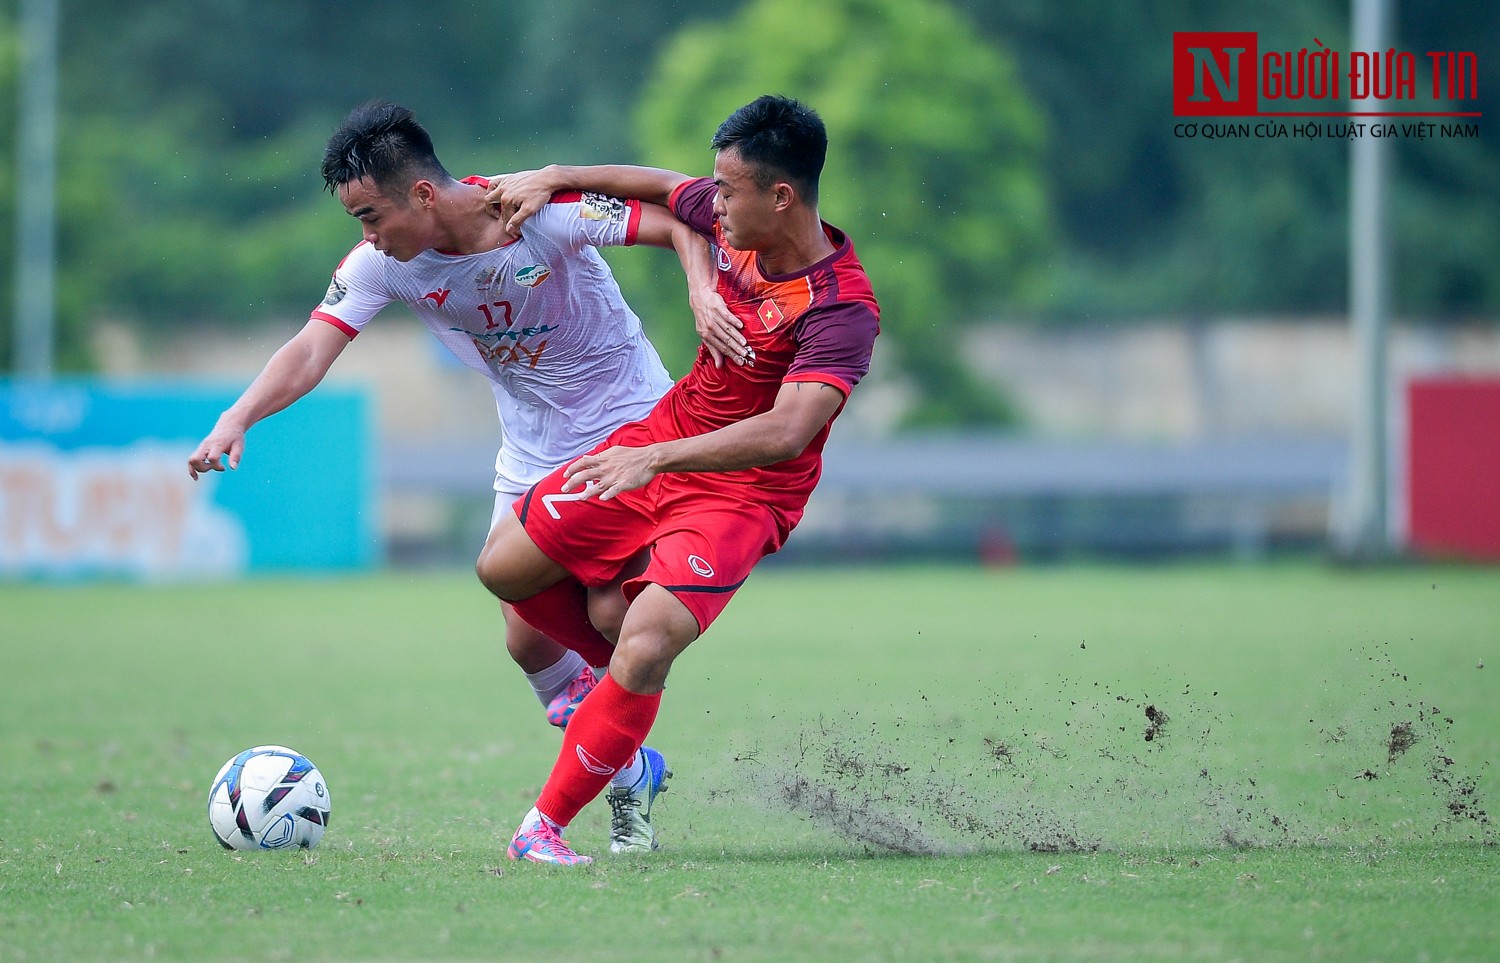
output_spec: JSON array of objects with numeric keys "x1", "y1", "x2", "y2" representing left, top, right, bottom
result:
[{"x1": 1407, "y1": 378, "x2": 1500, "y2": 561}]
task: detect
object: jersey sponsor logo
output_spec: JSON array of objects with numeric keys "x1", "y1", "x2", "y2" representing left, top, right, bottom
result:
[
  {"x1": 579, "y1": 192, "x2": 627, "y2": 223},
  {"x1": 321, "y1": 277, "x2": 347, "y2": 306},
  {"x1": 714, "y1": 245, "x2": 732, "y2": 272},
  {"x1": 687, "y1": 554, "x2": 715, "y2": 578},
  {"x1": 470, "y1": 335, "x2": 550, "y2": 369},
  {"x1": 575, "y1": 745, "x2": 618, "y2": 776},
  {"x1": 456, "y1": 322, "x2": 557, "y2": 344},
  {"x1": 757, "y1": 298, "x2": 787, "y2": 331},
  {"x1": 420, "y1": 288, "x2": 451, "y2": 307},
  {"x1": 515, "y1": 264, "x2": 552, "y2": 288}
]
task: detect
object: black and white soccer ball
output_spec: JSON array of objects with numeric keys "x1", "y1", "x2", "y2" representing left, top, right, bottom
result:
[{"x1": 207, "y1": 745, "x2": 331, "y2": 850}]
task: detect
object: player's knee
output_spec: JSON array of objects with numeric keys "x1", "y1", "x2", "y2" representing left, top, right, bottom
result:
[
  {"x1": 609, "y1": 630, "x2": 679, "y2": 693},
  {"x1": 475, "y1": 539, "x2": 530, "y2": 601}
]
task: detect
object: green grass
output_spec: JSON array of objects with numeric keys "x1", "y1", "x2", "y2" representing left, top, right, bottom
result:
[{"x1": 1, "y1": 564, "x2": 1496, "y2": 961}]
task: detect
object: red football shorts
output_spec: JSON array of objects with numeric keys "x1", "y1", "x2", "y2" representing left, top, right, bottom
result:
[{"x1": 514, "y1": 434, "x2": 789, "y2": 633}]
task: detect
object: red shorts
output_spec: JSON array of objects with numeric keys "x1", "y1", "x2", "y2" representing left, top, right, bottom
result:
[{"x1": 514, "y1": 431, "x2": 791, "y2": 632}]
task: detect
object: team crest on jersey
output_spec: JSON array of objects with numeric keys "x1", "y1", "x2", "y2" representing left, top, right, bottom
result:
[
  {"x1": 515, "y1": 264, "x2": 552, "y2": 288},
  {"x1": 756, "y1": 298, "x2": 787, "y2": 332},
  {"x1": 474, "y1": 267, "x2": 499, "y2": 292},
  {"x1": 579, "y1": 192, "x2": 627, "y2": 223},
  {"x1": 321, "y1": 276, "x2": 347, "y2": 306}
]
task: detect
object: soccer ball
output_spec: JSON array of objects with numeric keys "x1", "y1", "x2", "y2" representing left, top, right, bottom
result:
[{"x1": 207, "y1": 745, "x2": 331, "y2": 850}]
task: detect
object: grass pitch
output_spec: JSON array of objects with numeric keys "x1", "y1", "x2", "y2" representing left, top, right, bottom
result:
[{"x1": 1, "y1": 563, "x2": 1496, "y2": 961}]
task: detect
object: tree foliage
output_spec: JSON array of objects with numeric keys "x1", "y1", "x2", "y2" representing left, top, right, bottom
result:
[
  {"x1": 623, "y1": 0, "x2": 1053, "y2": 424},
  {"x1": 0, "y1": 13, "x2": 17, "y2": 371},
  {"x1": 1, "y1": 0, "x2": 1496, "y2": 423},
  {"x1": 954, "y1": 0, "x2": 1500, "y2": 319}
]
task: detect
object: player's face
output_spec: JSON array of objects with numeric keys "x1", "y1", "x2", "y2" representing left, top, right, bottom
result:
[
  {"x1": 337, "y1": 177, "x2": 432, "y2": 262},
  {"x1": 711, "y1": 149, "x2": 780, "y2": 251}
]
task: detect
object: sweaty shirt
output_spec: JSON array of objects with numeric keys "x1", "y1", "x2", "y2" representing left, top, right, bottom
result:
[
  {"x1": 311, "y1": 183, "x2": 673, "y2": 489},
  {"x1": 651, "y1": 176, "x2": 880, "y2": 510}
]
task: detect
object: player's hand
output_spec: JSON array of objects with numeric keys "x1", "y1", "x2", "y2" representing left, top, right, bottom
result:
[
  {"x1": 485, "y1": 169, "x2": 554, "y2": 237},
  {"x1": 560, "y1": 445, "x2": 658, "y2": 501},
  {"x1": 689, "y1": 287, "x2": 753, "y2": 368},
  {"x1": 188, "y1": 424, "x2": 246, "y2": 480}
]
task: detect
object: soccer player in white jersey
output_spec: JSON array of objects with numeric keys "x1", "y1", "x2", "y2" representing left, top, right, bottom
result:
[{"x1": 186, "y1": 102, "x2": 748, "y2": 854}]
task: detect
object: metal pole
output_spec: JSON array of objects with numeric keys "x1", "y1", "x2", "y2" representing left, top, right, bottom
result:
[
  {"x1": 12, "y1": 0, "x2": 59, "y2": 378},
  {"x1": 1336, "y1": 0, "x2": 1392, "y2": 559}
]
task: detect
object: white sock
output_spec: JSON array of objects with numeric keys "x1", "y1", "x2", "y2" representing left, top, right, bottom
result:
[
  {"x1": 524, "y1": 650, "x2": 590, "y2": 708},
  {"x1": 610, "y1": 748, "x2": 646, "y2": 789},
  {"x1": 520, "y1": 806, "x2": 563, "y2": 833}
]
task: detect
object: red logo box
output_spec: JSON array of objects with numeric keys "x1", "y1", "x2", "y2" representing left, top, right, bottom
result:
[{"x1": 1173, "y1": 32, "x2": 1259, "y2": 116}]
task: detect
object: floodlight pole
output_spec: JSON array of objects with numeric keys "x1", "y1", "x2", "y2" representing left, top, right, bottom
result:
[
  {"x1": 1336, "y1": 0, "x2": 1393, "y2": 560},
  {"x1": 12, "y1": 0, "x2": 59, "y2": 378}
]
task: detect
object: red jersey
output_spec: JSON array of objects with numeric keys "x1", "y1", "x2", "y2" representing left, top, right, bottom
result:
[{"x1": 654, "y1": 177, "x2": 881, "y2": 515}]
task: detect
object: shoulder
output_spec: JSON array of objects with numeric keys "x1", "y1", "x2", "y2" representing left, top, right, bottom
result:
[
  {"x1": 669, "y1": 177, "x2": 718, "y2": 232},
  {"x1": 669, "y1": 176, "x2": 715, "y2": 209},
  {"x1": 333, "y1": 240, "x2": 387, "y2": 279},
  {"x1": 809, "y1": 227, "x2": 879, "y2": 315}
]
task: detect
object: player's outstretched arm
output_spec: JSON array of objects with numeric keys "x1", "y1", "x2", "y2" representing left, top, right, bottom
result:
[
  {"x1": 634, "y1": 204, "x2": 750, "y2": 368},
  {"x1": 187, "y1": 320, "x2": 351, "y2": 479},
  {"x1": 487, "y1": 164, "x2": 692, "y2": 236},
  {"x1": 561, "y1": 381, "x2": 845, "y2": 500}
]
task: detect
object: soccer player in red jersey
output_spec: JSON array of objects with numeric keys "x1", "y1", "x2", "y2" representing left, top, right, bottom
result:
[{"x1": 480, "y1": 95, "x2": 881, "y2": 864}]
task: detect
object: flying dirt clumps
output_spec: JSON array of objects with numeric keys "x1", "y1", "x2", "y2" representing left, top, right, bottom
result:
[
  {"x1": 1386, "y1": 720, "x2": 1417, "y2": 763},
  {"x1": 1144, "y1": 704, "x2": 1170, "y2": 742},
  {"x1": 718, "y1": 644, "x2": 1491, "y2": 856},
  {"x1": 774, "y1": 773, "x2": 951, "y2": 857}
]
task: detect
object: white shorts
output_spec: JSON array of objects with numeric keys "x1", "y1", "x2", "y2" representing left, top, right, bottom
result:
[{"x1": 490, "y1": 477, "x2": 531, "y2": 532}]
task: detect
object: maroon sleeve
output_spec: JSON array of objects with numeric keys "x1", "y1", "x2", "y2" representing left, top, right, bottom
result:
[
  {"x1": 668, "y1": 177, "x2": 718, "y2": 237},
  {"x1": 785, "y1": 302, "x2": 880, "y2": 397}
]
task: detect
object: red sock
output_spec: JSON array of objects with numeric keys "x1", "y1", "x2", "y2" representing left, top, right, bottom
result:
[
  {"x1": 536, "y1": 674, "x2": 661, "y2": 826},
  {"x1": 509, "y1": 580, "x2": 616, "y2": 667}
]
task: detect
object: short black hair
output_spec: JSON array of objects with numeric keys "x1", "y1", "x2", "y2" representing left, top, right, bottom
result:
[
  {"x1": 710, "y1": 95, "x2": 826, "y2": 204},
  {"x1": 320, "y1": 102, "x2": 452, "y2": 197}
]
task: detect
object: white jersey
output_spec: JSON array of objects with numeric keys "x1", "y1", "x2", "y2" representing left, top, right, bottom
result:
[{"x1": 311, "y1": 188, "x2": 673, "y2": 490}]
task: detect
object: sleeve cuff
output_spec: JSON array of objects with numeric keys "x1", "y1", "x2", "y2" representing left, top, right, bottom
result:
[
  {"x1": 783, "y1": 371, "x2": 851, "y2": 398},
  {"x1": 311, "y1": 311, "x2": 358, "y2": 339}
]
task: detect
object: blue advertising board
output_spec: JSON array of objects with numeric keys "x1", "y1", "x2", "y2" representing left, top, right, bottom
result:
[{"x1": 0, "y1": 380, "x2": 378, "y2": 579}]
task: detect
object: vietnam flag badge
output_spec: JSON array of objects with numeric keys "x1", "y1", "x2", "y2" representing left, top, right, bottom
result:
[{"x1": 756, "y1": 298, "x2": 786, "y2": 331}]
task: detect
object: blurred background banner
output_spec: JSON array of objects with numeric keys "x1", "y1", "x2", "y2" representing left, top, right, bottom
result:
[{"x1": 0, "y1": 381, "x2": 378, "y2": 579}]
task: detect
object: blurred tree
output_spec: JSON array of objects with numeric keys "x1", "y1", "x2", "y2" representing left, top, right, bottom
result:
[
  {"x1": 54, "y1": 108, "x2": 350, "y2": 338},
  {"x1": 3, "y1": 0, "x2": 1495, "y2": 385},
  {"x1": 1390, "y1": 1, "x2": 1500, "y2": 315},
  {"x1": 956, "y1": 0, "x2": 1500, "y2": 319},
  {"x1": 620, "y1": 0, "x2": 1055, "y2": 425},
  {"x1": 21, "y1": 0, "x2": 706, "y2": 369},
  {"x1": 0, "y1": 11, "x2": 15, "y2": 372}
]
